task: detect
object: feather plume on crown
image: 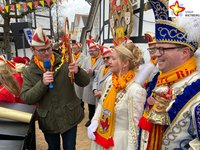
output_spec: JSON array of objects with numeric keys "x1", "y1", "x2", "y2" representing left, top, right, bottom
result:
[
  {"x1": 176, "y1": 17, "x2": 200, "y2": 70},
  {"x1": 176, "y1": 17, "x2": 200, "y2": 46}
]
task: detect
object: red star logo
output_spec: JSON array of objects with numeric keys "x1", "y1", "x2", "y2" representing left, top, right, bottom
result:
[{"x1": 169, "y1": 1, "x2": 185, "y2": 16}]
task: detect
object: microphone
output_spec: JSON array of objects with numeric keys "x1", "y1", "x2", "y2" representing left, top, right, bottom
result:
[{"x1": 43, "y1": 60, "x2": 54, "y2": 89}]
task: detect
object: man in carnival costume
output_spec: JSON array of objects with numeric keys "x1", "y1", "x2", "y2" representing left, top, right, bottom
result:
[
  {"x1": 82, "y1": 37, "x2": 103, "y2": 127},
  {"x1": 92, "y1": 45, "x2": 112, "y2": 105},
  {"x1": 139, "y1": 0, "x2": 200, "y2": 149},
  {"x1": 71, "y1": 40, "x2": 86, "y2": 109},
  {"x1": 21, "y1": 27, "x2": 90, "y2": 150},
  {"x1": 135, "y1": 32, "x2": 157, "y2": 87}
]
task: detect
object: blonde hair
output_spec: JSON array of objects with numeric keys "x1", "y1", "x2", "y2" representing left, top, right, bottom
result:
[
  {"x1": 0, "y1": 61, "x2": 20, "y2": 96},
  {"x1": 114, "y1": 42, "x2": 142, "y2": 70}
]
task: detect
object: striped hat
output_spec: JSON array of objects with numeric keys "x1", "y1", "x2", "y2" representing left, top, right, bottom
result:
[
  {"x1": 31, "y1": 27, "x2": 50, "y2": 47},
  {"x1": 99, "y1": 45, "x2": 112, "y2": 56}
]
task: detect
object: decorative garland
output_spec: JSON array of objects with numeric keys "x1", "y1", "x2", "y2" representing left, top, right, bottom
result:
[{"x1": 54, "y1": 42, "x2": 67, "y2": 72}]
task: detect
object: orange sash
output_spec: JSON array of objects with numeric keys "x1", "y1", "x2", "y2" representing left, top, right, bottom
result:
[
  {"x1": 73, "y1": 51, "x2": 81, "y2": 62},
  {"x1": 34, "y1": 54, "x2": 55, "y2": 72},
  {"x1": 91, "y1": 52, "x2": 101, "y2": 67},
  {"x1": 102, "y1": 66, "x2": 110, "y2": 76}
]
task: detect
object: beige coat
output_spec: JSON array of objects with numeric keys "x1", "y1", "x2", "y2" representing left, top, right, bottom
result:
[
  {"x1": 74, "y1": 53, "x2": 86, "y2": 99},
  {"x1": 82, "y1": 56, "x2": 103, "y2": 105},
  {"x1": 92, "y1": 64, "x2": 112, "y2": 105}
]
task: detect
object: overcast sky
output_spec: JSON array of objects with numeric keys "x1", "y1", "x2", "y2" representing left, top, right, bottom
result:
[{"x1": 58, "y1": 0, "x2": 91, "y2": 22}]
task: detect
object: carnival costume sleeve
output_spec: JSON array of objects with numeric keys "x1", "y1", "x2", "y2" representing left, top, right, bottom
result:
[
  {"x1": 127, "y1": 83, "x2": 147, "y2": 149},
  {"x1": 189, "y1": 103, "x2": 200, "y2": 150}
]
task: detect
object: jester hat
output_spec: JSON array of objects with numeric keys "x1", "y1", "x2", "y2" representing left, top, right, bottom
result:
[
  {"x1": 31, "y1": 27, "x2": 50, "y2": 47},
  {"x1": 145, "y1": 32, "x2": 156, "y2": 45},
  {"x1": 99, "y1": 45, "x2": 112, "y2": 56},
  {"x1": 86, "y1": 35, "x2": 99, "y2": 49}
]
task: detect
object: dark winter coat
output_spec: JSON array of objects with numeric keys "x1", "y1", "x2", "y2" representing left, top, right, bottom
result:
[{"x1": 21, "y1": 53, "x2": 90, "y2": 133}]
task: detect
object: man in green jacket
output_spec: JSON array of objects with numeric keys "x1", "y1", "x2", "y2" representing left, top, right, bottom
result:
[{"x1": 21, "y1": 27, "x2": 90, "y2": 150}]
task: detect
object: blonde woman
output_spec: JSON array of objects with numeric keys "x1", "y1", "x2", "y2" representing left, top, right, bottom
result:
[
  {"x1": 87, "y1": 41, "x2": 147, "y2": 150},
  {"x1": 0, "y1": 60, "x2": 23, "y2": 103}
]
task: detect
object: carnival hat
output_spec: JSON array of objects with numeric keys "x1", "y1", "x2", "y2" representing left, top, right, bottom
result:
[
  {"x1": 86, "y1": 35, "x2": 99, "y2": 49},
  {"x1": 86, "y1": 39, "x2": 99, "y2": 49},
  {"x1": 31, "y1": 27, "x2": 50, "y2": 47},
  {"x1": 144, "y1": 32, "x2": 156, "y2": 45},
  {"x1": 13, "y1": 57, "x2": 26, "y2": 64},
  {"x1": 23, "y1": 56, "x2": 30, "y2": 63},
  {"x1": 99, "y1": 45, "x2": 112, "y2": 56},
  {"x1": 149, "y1": 0, "x2": 200, "y2": 51}
]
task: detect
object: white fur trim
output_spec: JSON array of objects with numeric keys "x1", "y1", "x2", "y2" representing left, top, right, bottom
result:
[{"x1": 135, "y1": 62, "x2": 156, "y2": 86}]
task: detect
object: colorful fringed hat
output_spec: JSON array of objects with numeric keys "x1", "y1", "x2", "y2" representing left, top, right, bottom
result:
[
  {"x1": 149, "y1": 0, "x2": 200, "y2": 51},
  {"x1": 31, "y1": 27, "x2": 50, "y2": 47},
  {"x1": 113, "y1": 36, "x2": 133, "y2": 46},
  {"x1": 99, "y1": 45, "x2": 112, "y2": 56}
]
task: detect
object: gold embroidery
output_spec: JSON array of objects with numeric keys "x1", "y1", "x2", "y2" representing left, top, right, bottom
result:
[
  {"x1": 149, "y1": 0, "x2": 170, "y2": 20},
  {"x1": 156, "y1": 20, "x2": 198, "y2": 51},
  {"x1": 163, "y1": 111, "x2": 190, "y2": 146},
  {"x1": 163, "y1": 93, "x2": 200, "y2": 146},
  {"x1": 128, "y1": 89, "x2": 138, "y2": 148}
]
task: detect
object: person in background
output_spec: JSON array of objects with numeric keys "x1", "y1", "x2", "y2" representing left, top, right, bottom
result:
[
  {"x1": 21, "y1": 27, "x2": 90, "y2": 150},
  {"x1": 82, "y1": 37, "x2": 103, "y2": 127},
  {"x1": 52, "y1": 42, "x2": 62, "y2": 55},
  {"x1": 134, "y1": 33, "x2": 157, "y2": 88},
  {"x1": 87, "y1": 40, "x2": 146, "y2": 150},
  {"x1": 0, "y1": 59, "x2": 23, "y2": 103},
  {"x1": 71, "y1": 40, "x2": 86, "y2": 109},
  {"x1": 144, "y1": 32, "x2": 157, "y2": 65},
  {"x1": 92, "y1": 45, "x2": 112, "y2": 105},
  {"x1": 139, "y1": 0, "x2": 200, "y2": 149}
]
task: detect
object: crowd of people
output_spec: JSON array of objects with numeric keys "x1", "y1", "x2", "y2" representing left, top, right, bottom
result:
[{"x1": 0, "y1": 0, "x2": 199, "y2": 149}]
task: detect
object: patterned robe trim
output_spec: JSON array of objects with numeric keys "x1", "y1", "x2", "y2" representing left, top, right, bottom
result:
[
  {"x1": 167, "y1": 79, "x2": 200, "y2": 126},
  {"x1": 128, "y1": 82, "x2": 139, "y2": 148},
  {"x1": 146, "y1": 72, "x2": 160, "y2": 100},
  {"x1": 194, "y1": 103, "x2": 200, "y2": 140},
  {"x1": 164, "y1": 91, "x2": 200, "y2": 136}
]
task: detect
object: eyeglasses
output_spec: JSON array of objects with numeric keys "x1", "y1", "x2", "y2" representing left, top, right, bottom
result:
[
  {"x1": 36, "y1": 47, "x2": 52, "y2": 54},
  {"x1": 103, "y1": 56, "x2": 110, "y2": 60},
  {"x1": 89, "y1": 49, "x2": 97, "y2": 52},
  {"x1": 147, "y1": 47, "x2": 183, "y2": 55}
]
